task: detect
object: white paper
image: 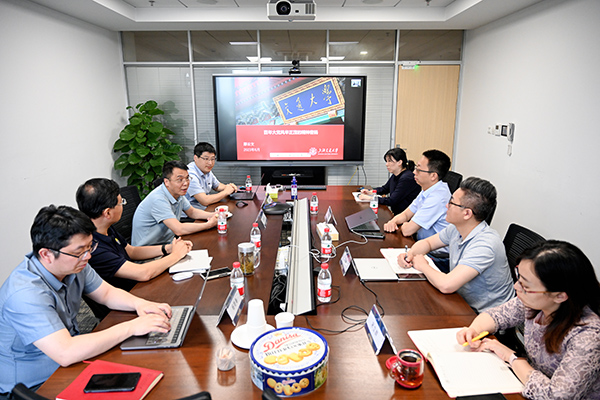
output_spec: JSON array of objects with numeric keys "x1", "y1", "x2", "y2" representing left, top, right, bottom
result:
[
  {"x1": 168, "y1": 250, "x2": 212, "y2": 274},
  {"x1": 380, "y1": 248, "x2": 440, "y2": 274},
  {"x1": 352, "y1": 192, "x2": 371, "y2": 203},
  {"x1": 408, "y1": 328, "x2": 524, "y2": 398}
]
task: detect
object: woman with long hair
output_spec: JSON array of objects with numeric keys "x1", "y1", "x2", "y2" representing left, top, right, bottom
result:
[{"x1": 457, "y1": 240, "x2": 600, "y2": 399}]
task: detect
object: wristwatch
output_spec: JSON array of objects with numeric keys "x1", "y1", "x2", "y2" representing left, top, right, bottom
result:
[{"x1": 161, "y1": 244, "x2": 168, "y2": 256}]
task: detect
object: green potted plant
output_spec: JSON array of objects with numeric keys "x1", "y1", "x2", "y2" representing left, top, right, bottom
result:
[{"x1": 113, "y1": 100, "x2": 184, "y2": 198}]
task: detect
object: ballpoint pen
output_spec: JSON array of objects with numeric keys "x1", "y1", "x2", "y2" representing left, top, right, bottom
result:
[{"x1": 462, "y1": 330, "x2": 490, "y2": 346}]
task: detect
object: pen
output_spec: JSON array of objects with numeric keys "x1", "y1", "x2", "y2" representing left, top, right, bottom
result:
[
  {"x1": 404, "y1": 245, "x2": 409, "y2": 262},
  {"x1": 462, "y1": 330, "x2": 489, "y2": 346}
]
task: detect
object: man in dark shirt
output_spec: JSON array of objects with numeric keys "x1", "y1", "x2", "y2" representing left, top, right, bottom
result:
[{"x1": 76, "y1": 178, "x2": 192, "y2": 318}]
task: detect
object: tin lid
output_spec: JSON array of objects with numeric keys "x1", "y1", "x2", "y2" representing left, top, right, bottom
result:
[
  {"x1": 250, "y1": 327, "x2": 328, "y2": 375},
  {"x1": 238, "y1": 242, "x2": 255, "y2": 253}
]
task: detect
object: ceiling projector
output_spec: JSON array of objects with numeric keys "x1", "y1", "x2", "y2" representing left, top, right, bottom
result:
[{"x1": 267, "y1": 0, "x2": 316, "y2": 21}]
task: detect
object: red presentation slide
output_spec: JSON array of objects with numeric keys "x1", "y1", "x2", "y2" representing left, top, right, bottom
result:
[{"x1": 237, "y1": 125, "x2": 344, "y2": 160}]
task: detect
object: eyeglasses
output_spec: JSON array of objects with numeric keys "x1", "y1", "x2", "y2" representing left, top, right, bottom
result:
[
  {"x1": 199, "y1": 156, "x2": 216, "y2": 163},
  {"x1": 514, "y1": 267, "x2": 549, "y2": 294},
  {"x1": 171, "y1": 176, "x2": 191, "y2": 184},
  {"x1": 414, "y1": 165, "x2": 433, "y2": 174},
  {"x1": 49, "y1": 240, "x2": 98, "y2": 261},
  {"x1": 448, "y1": 197, "x2": 470, "y2": 210}
]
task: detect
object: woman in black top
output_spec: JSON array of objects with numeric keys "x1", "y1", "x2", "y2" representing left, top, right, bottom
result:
[{"x1": 360, "y1": 148, "x2": 421, "y2": 215}]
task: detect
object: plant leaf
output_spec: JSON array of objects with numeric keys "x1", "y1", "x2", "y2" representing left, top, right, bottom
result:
[
  {"x1": 136, "y1": 147, "x2": 151, "y2": 157},
  {"x1": 128, "y1": 153, "x2": 142, "y2": 164},
  {"x1": 114, "y1": 154, "x2": 130, "y2": 170}
]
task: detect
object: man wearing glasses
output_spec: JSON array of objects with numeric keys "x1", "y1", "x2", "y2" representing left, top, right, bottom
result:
[
  {"x1": 76, "y1": 178, "x2": 193, "y2": 319},
  {"x1": 383, "y1": 149, "x2": 452, "y2": 268},
  {"x1": 400, "y1": 177, "x2": 514, "y2": 313},
  {"x1": 0, "y1": 205, "x2": 171, "y2": 395},
  {"x1": 132, "y1": 160, "x2": 218, "y2": 246},
  {"x1": 185, "y1": 142, "x2": 238, "y2": 211}
]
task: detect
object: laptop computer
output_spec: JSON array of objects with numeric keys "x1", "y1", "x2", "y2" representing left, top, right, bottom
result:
[
  {"x1": 120, "y1": 269, "x2": 210, "y2": 350},
  {"x1": 230, "y1": 182, "x2": 259, "y2": 200},
  {"x1": 345, "y1": 207, "x2": 381, "y2": 233},
  {"x1": 353, "y1": 258, "x2": 399, "y2": 282}
]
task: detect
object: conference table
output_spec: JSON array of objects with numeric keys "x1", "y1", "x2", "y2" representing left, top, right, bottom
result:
[{"x1": 38, "y1": 186, "x2": 523, "y2": 399}]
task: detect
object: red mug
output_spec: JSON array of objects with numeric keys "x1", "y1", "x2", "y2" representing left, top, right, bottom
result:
[{"x1": 389, "y1": 349, "x2": 424, "y2": 389}]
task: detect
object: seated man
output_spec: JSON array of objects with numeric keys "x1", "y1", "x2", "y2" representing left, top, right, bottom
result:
[
  {"x1": 185, "y1": 142, "x2": 237, "y2": 211},
  {"x1": 0, "y1": 205, "x2": 171, "y2": 395},
  {"x1": 383, "y1": 149, "x2": 452, "y2": 266},
  {"x1": 400, "y1": 177, "x2": 515, "y2": 313},
  {"x1": 76, "y1": 178, "x2": 193, "y2": 319},
  {"x1": 132, "y1": 160, "x2": 218, "y2": 246}
]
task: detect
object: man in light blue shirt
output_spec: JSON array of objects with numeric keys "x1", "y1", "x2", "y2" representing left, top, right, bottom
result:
[
  {"x1": 132, "y1": 160, "x2": 218, "y2": 246},
  {"x1": 185, "y1": 142, "x2": 238, "y2": 211},
  {"x1": 0, "y1": 206, "x2": 172, "y2": 395},
  {"x1": 400, "y1": 177, "x2": 515, "y2": 313},
  {"x1": 384, "y1": 149, "x2": 452, "y2": 263}
]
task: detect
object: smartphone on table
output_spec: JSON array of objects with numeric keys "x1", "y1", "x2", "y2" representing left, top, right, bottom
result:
[{"x1": 83, "y1": 372, "x2": 141, "y2": 393}]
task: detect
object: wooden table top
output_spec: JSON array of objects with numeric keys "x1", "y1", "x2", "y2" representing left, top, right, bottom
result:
[{"x1": 37, "y1": 186, "x2": 523, "y2": 399}]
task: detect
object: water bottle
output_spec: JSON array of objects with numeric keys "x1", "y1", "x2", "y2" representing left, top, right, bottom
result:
[
  {"x1": 321, "y1": 227, "x2": 332, "y2": 260},
  {"x1": 230, "y1": 261, "x2": 244, "y2": 296},
  {"x1": 370, "y1": 189, "x2": 378, "y2": 215},
  {"x1": 310, "y1": 192, "x2": 319, "y2": 215},
  {"x1": 218, "y1": 210, "x2": 227, "y2": 234},
  {"x1": 250, "y1": 222, "x2": 261, "y2": 268},
  {"x1": 291, "y1": 176, "x2": 298, "y2": 200},
  {"x1": 317, "y1": 263, "x2": 332, "y2": 303},
  {"x1": 245, "y1": 175, "x2": 252, "y2": 192}
]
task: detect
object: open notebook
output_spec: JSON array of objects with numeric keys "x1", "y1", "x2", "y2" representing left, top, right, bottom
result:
[
  {"x1": 408, "y1": 328, "x2": 523, "y2": 398},
  {"x1": 380, "y1": 248, "x2": 440, "y2": 280}
]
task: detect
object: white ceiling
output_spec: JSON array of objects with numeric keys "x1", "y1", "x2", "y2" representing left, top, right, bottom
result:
[{"x1": 28, "y1": 0, "x2": 544, "y2": 31}]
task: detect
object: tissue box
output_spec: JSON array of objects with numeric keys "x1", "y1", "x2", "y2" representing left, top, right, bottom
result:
[{"x1": 316, "y1": 223, "x2": 339, "y2": 241}]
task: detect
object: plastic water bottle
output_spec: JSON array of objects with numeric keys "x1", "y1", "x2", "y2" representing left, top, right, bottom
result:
[
  {"x1": 250, "y1": 222, "x2": 261, "y2": 268},
  {"x1": 245, "y1": 175, "x2": 252, "y2": 192},
  {"x1": 310, "y1": 192, "x2": 319, "y2": 215},
  {"x1": 218, "y1": 210, "x2": 227, "y2": 234},
  {"x1": 370, "y1": 189, "x2": 378, "y2": 215},
  {"x1": 321, "y1": 227, "x2": 332, "y2": 261},
  {"x1": 230, "y1": 261, "x2": 244, "y2": 296},
  {"x1": 317, "y1": 263, "x2": 332, "y2": 303},
  {"x1": 291, "y1": 176, "x2": 298, "y2": 200}
]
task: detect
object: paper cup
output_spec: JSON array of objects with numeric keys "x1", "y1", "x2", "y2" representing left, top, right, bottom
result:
[
  {"x1": 216, "y1": 205, "x2": 229, "y2": 214},
  {"x1": 275, "y1": 312, "x2": 295, "y2": 328},
  {"x1": 247, "y1": 299, "x2": 266, "y2": 328}
]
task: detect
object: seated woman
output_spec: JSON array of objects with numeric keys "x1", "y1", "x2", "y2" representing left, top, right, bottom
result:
[
  {"x1": 359, "y1": 148, "x2": 420, "y2": 215},
  {"x1": 457, "y1": 240, "x2": 600, "y2": 399}
]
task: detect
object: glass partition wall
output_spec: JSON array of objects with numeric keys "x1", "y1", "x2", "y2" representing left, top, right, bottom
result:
[{"x1": 122, "y1": 30, "x2": 462, "y2": 187}]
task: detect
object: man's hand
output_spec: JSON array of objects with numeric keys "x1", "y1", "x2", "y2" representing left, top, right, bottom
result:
[
  {"x1": 136, "y1": 300, "x2": 172, "y2": 319},
  {"x1": 411, "y1": 254, "x2": 430, "y2": 272},
  {"x1": 223, "y1": 183, "x2": 236, "y2": 195},
  {"x1": 205, "y1": 213, "x2": 219, "y2": 228},
  {"x1": 228, "y1": 183, "x2": 238, "y2": 193},
  {"x1": 384, "y1": 220, "x2": 399, "y2": 232},
  {"x1": 169, "y1": 237, "x2": 192, "y2": 260},
  {"x1": 398, "y1": 249, "x2": 413, "y2": 268},
  {"x1": 129, "y1": 313, "x2": 172, "y2": 337}
]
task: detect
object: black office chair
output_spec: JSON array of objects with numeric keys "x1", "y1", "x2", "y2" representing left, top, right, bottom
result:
[
  {"x1": 175, "y1": 391, "x2": 212, "y2": 400},
  {"x1": 11, "y1": 383, "x2": 51, "y2": 400},
  {"x1": 112, "y1": 185, "x2": 142, "y2": 243},
  {"x1": 442, "y1": 170, "x2": 462, "y2": 193},
  {"x1": 503, "y1": 223, "x2": 545, "y2": 282}
]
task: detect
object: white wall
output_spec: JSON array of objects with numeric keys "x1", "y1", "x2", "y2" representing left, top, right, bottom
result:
[
  {"x1": 455, "y1": 0, "x2": 600, "y2": 275},
  {"x1": 0, "y1": 0, "x2": 126, "y2": 284}
]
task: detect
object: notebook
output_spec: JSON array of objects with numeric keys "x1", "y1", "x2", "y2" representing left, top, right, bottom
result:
[
  {"x1": 380, "y1": 248, "x2": 440, "y2": 280},
  {"x1": 345, "y1": 207, "x2": 381, "y2": 233},
  {"x1": 120, "y1": 268, "x2": 210, "y2": 350}
]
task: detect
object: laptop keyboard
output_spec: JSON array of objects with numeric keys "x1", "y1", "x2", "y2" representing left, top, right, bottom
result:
[{"x1": 145, "y1": 307, "x2": 189, "y2": 345}]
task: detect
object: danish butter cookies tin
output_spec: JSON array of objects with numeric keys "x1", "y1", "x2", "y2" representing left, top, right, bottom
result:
[{"x1": 250, "y1": 327, "x2": 329, "y2": 397}]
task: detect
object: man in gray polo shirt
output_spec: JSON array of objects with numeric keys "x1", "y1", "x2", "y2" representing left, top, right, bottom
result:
[
  {"x1": 132, "y1": 160, "x2": 218, "y2": 246},
  {"x1": 400, "y1": 177, "x2": 514, "y2": 313}
]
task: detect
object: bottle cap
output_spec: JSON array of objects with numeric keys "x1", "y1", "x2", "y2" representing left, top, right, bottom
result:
[
  {"x1": 324, "y1": 227, "x2": 330, "y2": 232},
  {"x1": 233, "y1": 262, "x2": 240, "y2": 269},
  {"x1": 322, "y1": 263, "x2": 329, "y2": 269},
  {"x1": 253, "y1": 222, "x2": 258, "y2": 227},
  {"x1": 312, "y1": 192, "x2": 317, "y2": 195}
]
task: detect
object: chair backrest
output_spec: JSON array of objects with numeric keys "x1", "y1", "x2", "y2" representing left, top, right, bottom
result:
[
  {"x1": 503, "y1": 223, "x2": 545, "y2": 282},
  {"x1": 112, "y1": 185, "x2": 142, "y2": 243},
  {"x1": 11, "y1": 383, "x2": 51, "y2": 400},
  {"x1": 175, "y1": 391, "x2": 212, "y2": 400},
  {"x1": 442, "y1": 170, "x2": 462, "y2": 193}
]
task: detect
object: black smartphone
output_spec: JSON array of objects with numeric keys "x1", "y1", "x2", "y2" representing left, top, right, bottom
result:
[
  {"x1": 83, "y1": 372, "x2": 141, "y2": 393},
  {"x1": 201, "y1": 267, "x2": 232, "y2": 280}
]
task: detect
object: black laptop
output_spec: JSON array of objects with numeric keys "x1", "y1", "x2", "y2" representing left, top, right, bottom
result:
[
  {"x1": 230, "y1": 183, "x2": 259, "y2": 200},
  {"x1": 345, "y1": 207, "x2": 381, "y2": 233}
]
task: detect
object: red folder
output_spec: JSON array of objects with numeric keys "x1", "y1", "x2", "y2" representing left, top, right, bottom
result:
[{"x1": 56, "y1": 360, "x2": 163, "y2": 400}]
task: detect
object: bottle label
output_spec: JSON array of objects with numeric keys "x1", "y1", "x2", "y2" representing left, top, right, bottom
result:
[
  {"x1": 246, "y1": 185, "x2": 252, "y2": 192},
  {"x1": 252, "y1": 239, "x2": 261, "y2": 249},
  {"x1": 321, "y1": 244, "x2": 332, "y2": 255},
  {"x1": 371, "y1": 206, "x2": 378, "y2": 214},
  {"x1": 317, "y1": 286, "x2": 331, "y2": 298},
  {"x1": 231, "y1": 283, "x2": 244, "y2": 296},
  {"x1": 218, "y1": 221, "x2": 227, "y2": 232},
  {"x1": 310, "y1": 204, "x2": 318, "y2": 212}
]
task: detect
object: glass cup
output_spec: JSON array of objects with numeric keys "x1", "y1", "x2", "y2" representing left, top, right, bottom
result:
[
  {"x1": 238, "y1": 242, "x2": 255, "y2": 275},
  {"x1": 389, "y1": 349, "x2": 425, "y2": 389}
]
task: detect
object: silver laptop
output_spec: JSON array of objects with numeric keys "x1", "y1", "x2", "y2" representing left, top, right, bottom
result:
[
  {"x1": 120, "y1": 269, "x2": 209, "y2": 350},
  {"x1": 345, "y1": 207, "x2": 381, "y2": 233},
  {"x1": 230, "y1": 182, "x2": 259, "y2": 200},
  {"x1": 353, "y1": 258, "x2": 399, "y2": 282}
]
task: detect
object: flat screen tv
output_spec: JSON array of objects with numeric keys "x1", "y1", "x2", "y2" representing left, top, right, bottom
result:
[{"x1": 213, "y1": 75, "x2": 367, "y2": 166}]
